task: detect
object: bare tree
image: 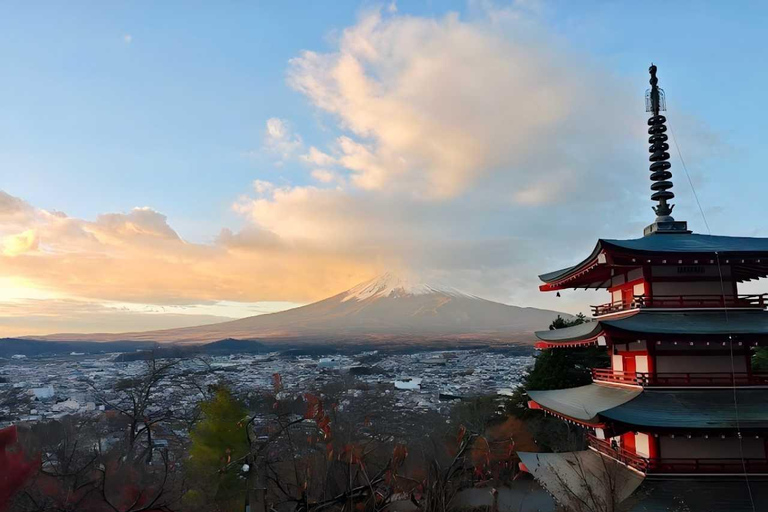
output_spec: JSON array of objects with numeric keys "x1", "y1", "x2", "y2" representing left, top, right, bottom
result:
[{"x1": 89, "y1": 355, "x2": 179, "y2": 461}]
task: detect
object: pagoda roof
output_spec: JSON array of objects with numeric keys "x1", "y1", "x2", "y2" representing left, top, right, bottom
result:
[
  {"x1": 539, "y1": 233, "x2": 768, "y2": 290},
  {"x1": 517, "y1": 450, "x2": 644, "y2": 511},
  {"x1": 601, "y1": 389, "x2": 768, "y2": 431},
  {"x1": 625, "y1": 477, "x2": 768, "y2": 512},
  {"x1": 535, "y1": 310, "x2": 768, "y2": 348},
  {"x1": 520, "y1": 450, "x2": 768, "y2": 511},
  {"x1": 529, "y1": 384, "x2": 768, "y2": 431},
  {"x1": 527, "y1": 384, "x2": 641, "y2": 423}
]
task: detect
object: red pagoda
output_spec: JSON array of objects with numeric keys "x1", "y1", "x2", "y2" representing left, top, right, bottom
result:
[{"x1": 518, "y1": 66, "x2": 768, "y2": 511}]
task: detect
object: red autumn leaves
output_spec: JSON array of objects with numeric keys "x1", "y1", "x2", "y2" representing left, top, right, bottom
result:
[{"x1": 0, "y1": 425, "x2": 36, "y2": 511}]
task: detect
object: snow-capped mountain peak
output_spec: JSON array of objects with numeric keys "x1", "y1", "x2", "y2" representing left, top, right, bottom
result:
[{"x1": 341, "y1": 272, "x2": 467, "y2": 302}]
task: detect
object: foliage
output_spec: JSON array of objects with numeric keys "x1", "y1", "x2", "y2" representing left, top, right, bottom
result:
[
  {"x1": 0, "y1": 425, "x2": 37, "y2": 511},
  {"x1": 524, "y1": 314, "x2": 609, "y2": 391},
  {"x1": 753, "y1": 347, "x2": 768, "y2": 372},
  {"x1": 11, "y1": 416, "x2": 184, "y2": 512},
  {"x1": 549, "y1": 313, "x2": 588, "y2": 330},
  {"x1": 187, "y1": 386, "x2": 249, "y2": 510}
]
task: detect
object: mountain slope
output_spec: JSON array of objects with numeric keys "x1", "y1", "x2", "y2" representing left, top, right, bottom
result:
[{"x1": 28, "y1": 273, "x2": 568, "y2": 345}]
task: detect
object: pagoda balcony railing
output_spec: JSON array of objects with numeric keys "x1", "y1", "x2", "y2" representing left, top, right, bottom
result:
[
  {"x1": 587, "y1": 435, "x2": 648, "y2": 472},
  {"x1": 590, "y1": 293, "x2": 768, "y2": 316},
  {"x1": 587, "y1": 436, "x2": 768, "y2": 474},
  {"x1": 591, "y1": 368, "x2": 768, "y2": 387}
]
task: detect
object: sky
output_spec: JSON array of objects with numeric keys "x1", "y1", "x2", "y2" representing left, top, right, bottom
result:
[{"x1": 2, "y1": 1, "x2": 768, "y2": 335}]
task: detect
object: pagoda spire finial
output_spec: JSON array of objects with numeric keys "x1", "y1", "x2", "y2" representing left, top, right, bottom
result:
[{"x1": 643, "y1": 64, "x2": 690, "y2": 236}]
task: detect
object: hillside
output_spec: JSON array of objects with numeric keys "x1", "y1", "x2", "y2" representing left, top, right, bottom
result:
[{"x1": 26, "y1": 273, "x2": 569, "y2": 346}]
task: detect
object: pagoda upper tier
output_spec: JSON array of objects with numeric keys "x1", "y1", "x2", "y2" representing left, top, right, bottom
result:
[{"x1": 539, "y1": 232, "x2": 768, "y2": 292}]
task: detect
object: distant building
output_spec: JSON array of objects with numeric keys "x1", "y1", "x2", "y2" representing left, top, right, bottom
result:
[
  {"x1": 52, "y1": 398, "x2": 80, "y2": 412},
  {"x1": 394, "y1": 377, "x2": 422, "y2": 390},
  {"x1": 518, "y1": 65, "x2": 768, "y2": 510},
  {"x1": 29, "y1": 386, "x2": 55, "y2": 400}
]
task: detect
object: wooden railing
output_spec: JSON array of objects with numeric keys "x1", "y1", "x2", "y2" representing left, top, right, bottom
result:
[
  {"x1": 587, "y1": 436, "x2": 768, "y2": 474},
  {"x1": 591, "y1": 293, "x2": 768, "y2": 316},
  {"x1": 587, "y1": 435, "x2": 648, "y2": 472},
  {"x1": 591, "y1": 369, "x2": 768, "y2": 387},
  {"x1": 591, "y1": 368, "x2": 642, "y2": 385}
]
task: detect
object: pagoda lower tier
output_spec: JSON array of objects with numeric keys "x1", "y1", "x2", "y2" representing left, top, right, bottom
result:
[
  {"x1": 518, "y1": 450, "x2": 768, "y2": 512},
  {"x1": 527, "y1": 384, "x2": 768, "y2": 476},
  {"x1": 528, "y1": 384, "x2": 768, "y2": 433}
]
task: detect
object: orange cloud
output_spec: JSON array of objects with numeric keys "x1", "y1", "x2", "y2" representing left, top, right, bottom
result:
[{"x1": 0, "y1": 193, "x2": 377, "y2": 307}]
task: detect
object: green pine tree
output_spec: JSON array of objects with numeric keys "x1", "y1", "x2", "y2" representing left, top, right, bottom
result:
[{"x1": 187, "y1": 387, "x2": 249, "y2": 510}]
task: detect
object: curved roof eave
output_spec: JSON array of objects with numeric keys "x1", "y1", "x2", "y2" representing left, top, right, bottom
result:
[
  {"x1": 602, "y1": 310, "x2": 768, "y2": 336},
  {"x1": 535, "y1": 321, "x2": 603, "y2": 342},
  {"x1": 600, "y1": 389, "x2": 768, "y2": 430},
  {"x1": 527, "y1": 384, "x2": 642, "y2": 423},
  {"x1": 518, "y1": 450, "x2": 644, "y2": 511},
  {"x1": 539, "y1": 233, "x2": 768, "y2": 286},
  {"x1": 538, "y1": 241, "x2": 604, "y2": 284}
]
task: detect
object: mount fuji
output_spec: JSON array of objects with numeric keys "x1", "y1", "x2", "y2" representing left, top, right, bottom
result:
[{"x1": 29, "y1": 273, "x2": 569, "y2": 347}]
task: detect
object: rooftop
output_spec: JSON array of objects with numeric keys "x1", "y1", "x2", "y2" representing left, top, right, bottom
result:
[
  {"x1": 534, "y1": 310, "x2": 768, "y2": 348},
  {"x1": 528, "y1": 384, "x2": 768, "y2": 431},
  {"x1": 539, "y1": 233, "x2": 768, "y2": 291}
]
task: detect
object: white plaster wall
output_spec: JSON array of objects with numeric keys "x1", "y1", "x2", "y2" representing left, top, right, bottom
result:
[
  {"x1": 659, "y1": 436, "x2": 764, "y2": 459},
  {"x1": 636, "y1": 355, "x2": 649, "y2": 373},
  {"x1": 612, "y1": 355, "x2": 623, "y2": 371},
  {"x1": 636, "y1": 433, "x2": 651, "y2": 458}
]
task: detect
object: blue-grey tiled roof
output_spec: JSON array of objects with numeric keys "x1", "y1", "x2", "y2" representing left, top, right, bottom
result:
[
  {"x1": 534, "y1": 321, "x2": 603, "y2": 342},
  {"x1": 626, "y1": 478, "x2": 768, "y2": 512},
  {"x1": 601, "y1": 389, "x2": 768, "y2": 430},
  {"x1": 539, "y1": 233, "x2": 768, "y2": 283},
  {"x1": 535, "y1": 310, "x2": 768, "y2": 343},
  {"x1": 527, "y1": 384, "x2": 642, "y2": 422}
]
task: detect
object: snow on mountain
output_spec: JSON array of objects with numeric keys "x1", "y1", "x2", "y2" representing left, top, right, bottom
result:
[
  {"x1": 341, "y1": 272, "x2": 469, "y2": 302},
  {"x1": 28, "y1": 273, "x2": 570, "y2": 346}
]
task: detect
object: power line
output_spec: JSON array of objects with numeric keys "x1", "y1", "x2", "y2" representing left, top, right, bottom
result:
[{"x1": 668, "y1": 119, "x2": 756, "y2": 512}]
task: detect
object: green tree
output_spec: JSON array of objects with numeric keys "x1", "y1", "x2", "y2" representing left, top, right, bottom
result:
[
  {"x1": 753, "y1": 347, "x2": 768, "y2": 372},
  {"x1": 187, "y1": 386, "x2": 249, "y2": 510},
  {"x1": 524, "y1": 314, "x2": 609, "y2": 391}
]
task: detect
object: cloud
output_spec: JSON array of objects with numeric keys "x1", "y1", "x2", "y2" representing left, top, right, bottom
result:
[
  {"x1": 3, "y1": 229, "x2": 39, "y2": 257},
  {"x1": 0, "y1": 298, "x2": 233, "y2": 337},
  {"x1": 0, "y1": 190, "x2": 34, "y2": 223},
  {"x1": 235, "y1": 5, "x2": 723, "y2": 310},
  {"x1": 286, "y1": 8, "x2": 639, "y2": 200},
  {"x1": 301, "y1": 146, "x2": 337, "y2": 167},
  {"x1": 0, "y1": 190, "x2": 375, "y2": 308},
  {"x1": 310, "y1": 169, "x2": 341, "y2": 184},
  {"x1": 264, "y1": 117, "x2": 303, "y2": 161},
  {"x1": 0, "y1": 5, "x2": 726, "y2": 332}
]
